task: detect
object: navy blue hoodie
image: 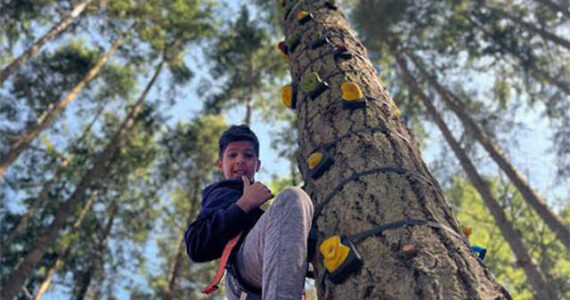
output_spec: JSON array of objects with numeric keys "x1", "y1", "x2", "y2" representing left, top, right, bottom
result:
[{"x1": 185, "y1": 179, "x2": 264, "y2": 262}]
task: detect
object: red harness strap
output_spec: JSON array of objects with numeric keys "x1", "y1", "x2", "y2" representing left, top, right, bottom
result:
[{"x1": 202, "y1": 233, "x2": 243, "y2": 295}]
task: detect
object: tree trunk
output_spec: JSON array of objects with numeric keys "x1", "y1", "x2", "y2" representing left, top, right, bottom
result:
[
  {"x1": 244, "y1": 58, "x2": 254, "y2": 126},
  {"x1": 161, "y1": 238, "x2": 186, "y2": 300},
  {"x1": 533, "y1": 0, "x2": 570, "y2": 18},
  {"x1": 406, "y1": 50, "x2": 570, "y2": 252},
  {"x1": 394, "y1": 52, "x2": 558, "y2": 300},
  {"x1": 0, "y1": 105, "x2": 104, "y2": 257},
  {"x1": 33, "y1": 191, "x2": 97, "y2": 300},
  {"x1": 74, "y1": 204, "x2": 117, "y2": 300},
  {"x1": 1, "y1": 60, "x2": 164, "y2": 300},
  {"x1": 467, "y1": 14, "x2": 570, "y2": 94},
  {"x1": 0, "y1": 32, "x2": 127, "y2": 180},
  {"x1": 482, "y1": 1, "x2": 570, "y2": 50},
  {"x1": 282, "y1": 2, "x2": 510, "y2": 298},
  {"x1": 0, "y1": 0, "x2": 96, "y2": 86},
  {"x1": 162, "y1": 182, "x2": 201, "y2": 300}
]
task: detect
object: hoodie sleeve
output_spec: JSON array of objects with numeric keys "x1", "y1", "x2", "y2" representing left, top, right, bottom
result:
[{"x1": 184, "y1": 187, "x2": 249, "y2": 262}]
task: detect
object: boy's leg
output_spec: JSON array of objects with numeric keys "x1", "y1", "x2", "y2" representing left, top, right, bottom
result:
[{"x1": 226, "y1": 187, "x2": 313, "y2": 300}]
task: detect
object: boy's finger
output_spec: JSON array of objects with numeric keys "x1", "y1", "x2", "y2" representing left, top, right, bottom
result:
[{"x1": 242, "y1": 176, "x2": 250, "y2": 187}]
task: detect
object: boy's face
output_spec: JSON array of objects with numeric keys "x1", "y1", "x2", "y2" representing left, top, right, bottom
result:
[{"x1": 217, "y1": 141, "x2": 260, "y2": 181}]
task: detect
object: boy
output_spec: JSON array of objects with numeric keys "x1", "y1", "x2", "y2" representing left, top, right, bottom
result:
[{"x1": 185, "y1": 125, "x2": 313, "y2": 300}]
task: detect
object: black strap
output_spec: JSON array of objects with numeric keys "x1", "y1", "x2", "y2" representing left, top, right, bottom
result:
[
  {"x1": 226, "y1": 259, "x2": 262, "y2": 296},
  {"x1": 225, "y1": 270, "x2": 262, "y2": 300},
  {"x1": 313, "y1": 166, "x2": 409, "y2": 220},
  {"x1": 346, "y1": 219, "x2": 462, "y2": 244}
]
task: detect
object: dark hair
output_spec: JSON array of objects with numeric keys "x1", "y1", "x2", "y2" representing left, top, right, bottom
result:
[{"x1": 218, "y1": 125, "x2": 260, "y2": 158}]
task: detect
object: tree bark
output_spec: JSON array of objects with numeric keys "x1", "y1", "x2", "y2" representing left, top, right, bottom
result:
[
  {"x1": 0, "y1": 0, "x2": 96, "y2": 86},
  {"x1": 32, "y1": 191, "x2": 97, "y2": 300},
  {"x1": 73, "y1": 204, "x2": 117, "y2": 300},
  {"x1": 0, "y1": 32, "x2": 127, "y2": 180},
  {"x1": 0, "y1": 105, "x2": 104, "y2": 257},
  {"x1": 406, "y1": 50, "x2": 570, "y2": 252},
  {"x1": 282, "y1": 2, "x2": 510, "y2": 298},
  {"x1": 533, "y1": 0, "x2": 570, "y2": 18},
  {"x1": 394, "y1": 51, "x2": 558, "y2": 300},
  {"x1": 482, "y1": 1, "x2": 570, "y2": 50},
  {"x1": 1, "y1": 60, "x2": 164, "y2": 300}
]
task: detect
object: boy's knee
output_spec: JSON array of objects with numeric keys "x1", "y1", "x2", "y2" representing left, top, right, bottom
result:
[{"x1": 274, "y1": 187, "x2": 313, "y2": 213}]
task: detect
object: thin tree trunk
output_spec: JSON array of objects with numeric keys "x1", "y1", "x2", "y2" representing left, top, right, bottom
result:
[
  {"x1": 162, "y1": 182, "x2": 201, "y2": 300},
  {"x1": 32, "y1": 191, "x2": 97, "y2": 300},
  {"x1": 0, "y1": 32, "x2": 127, "y2": 180},
  {"x1": 161, "y1": 238, "x2": 186, "y2": 300},
  {"x1": 1, "y1": 60, "x2": 164, "y2": 300},
  {"x1": 395, "y1": 52, "x2": 558, "y2": 300},
  {"x1": 0, "y1": 105, "x2": 104, "y2": 256},
  {"x1": 290, "y1": 157, "x2": 298, "y2": 186},
  {"x1": 282, "y1": 2, "x2": 510, "y2": 298},
  {"x1": 533, "y1": 0, "x2": 570, "y2": 18},
  {"x1": 467, "y1": 13, "x2": 570, "y2": 94},
  {"x1": 406, "y1": 50, "x2": 570, "y2": 252},
  {"x1": 482, "y1": 1, "x2": 570, "y2": 50},
  {"x1": 244, "y1": 58, "x2": 254, "y2": 126},
  {"x1": 0, "y1": 0, "x2": 96, "y2": 86},
  {"x1": 74, "y1": 204, "x2": 117, "y2": 300}
]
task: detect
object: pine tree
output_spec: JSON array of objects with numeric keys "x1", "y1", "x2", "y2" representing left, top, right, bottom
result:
[
  {"x1": 0, "y1": 33, "x2": 128, "y2": 180},
  {"x1": 394, "y1": 51, "x2": 558, "y2": 299},
  {"x1": 280, "y1": 1, "x2": 509, "y2": 298},
  {"x1": 0, "y1": 0, "x2": 97, "y2": 86}
]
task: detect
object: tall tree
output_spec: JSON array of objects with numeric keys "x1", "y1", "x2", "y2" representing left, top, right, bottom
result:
[
  {"x1": 0, "y1": 32, "x2": 128, "y2": 180},
  {"x1": 0, "y1": 0, "x2": 97, "y2": 86},
  {"x1": 448, "y1": 177, "x2": 570, "y2": 299},
  {"x1": 0, "y1": 105, "x2": 104, "y2": 256},
  {"x1": 154, "y1": 115, "x2": 226, "y2": 299},
  {"x1": 394, "y1": 51, "x2": 558, "y2": 299},
  {"x1": 280, "y1": 1, "x2": 509, "y2": 298},
  {"x1": 477, "y1": 1, "x2": 570, "y2": 50},
  {"x1": 0, "y1": 57, "x2": 164, "y2": 300},
  {"x1": 204, "y1": 5, "x2": 286, "y2": 125},
  {"x1": 32, "y1": 191, "x2": 97, "y2": 300},
  {"x1": 405, "y1": 51, "x2": 570, "y2": 251},
  {"x1": 72, "y1": 203, "x2": 117, "y2": 300}
]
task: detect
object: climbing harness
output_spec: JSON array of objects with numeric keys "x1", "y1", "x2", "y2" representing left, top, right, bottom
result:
[{"x1": 201, "y1": 233, "x2": 243, "y2": 294}]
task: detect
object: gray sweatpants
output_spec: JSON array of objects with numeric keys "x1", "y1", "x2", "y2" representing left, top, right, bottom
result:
[{"x1": 225, "y1": 187, "x2": 313, "y2": 300}]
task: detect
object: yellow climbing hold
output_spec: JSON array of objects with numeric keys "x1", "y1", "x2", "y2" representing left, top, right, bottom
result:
[
  {"x1": 307, "y1": 152, "x2": 323, "y2": 170},
  {"x1": 297, "y1": 11, "x2": 309, "y2": 20},
  {"x1": 282, "y1": 85, "x2": 293, "y2": 108},
  {"x1": 462, "y1": 225, "x2": 472, "y2": 238},
  {"x1": 341, "y1": 82, "x2": 364, "y2": 101},
  {"x1": 319, "y1": 235, "x2": 351, "y2": 273}
]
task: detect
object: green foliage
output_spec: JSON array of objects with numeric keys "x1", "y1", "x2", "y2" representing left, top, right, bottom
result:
[
  {"x1": 447, "y1": 177, "x2": 569, "y2": 299},
  {"x1": 202, "y1": 5, "x2": 287, "y2": 121},
  {"x1": 0, "y1": 0, "x2": 56, "y2": 49},
  {"x1": 146, "y1": 114, "x2": 227, "y2": 298},
  {"x1": 5, "y1": 39, "x2": 137, "y2": 131}
]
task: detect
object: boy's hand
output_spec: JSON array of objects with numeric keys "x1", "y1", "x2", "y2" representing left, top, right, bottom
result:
[{"x1": 236, "y1": 176, "x2": 274, "y2": 212}]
